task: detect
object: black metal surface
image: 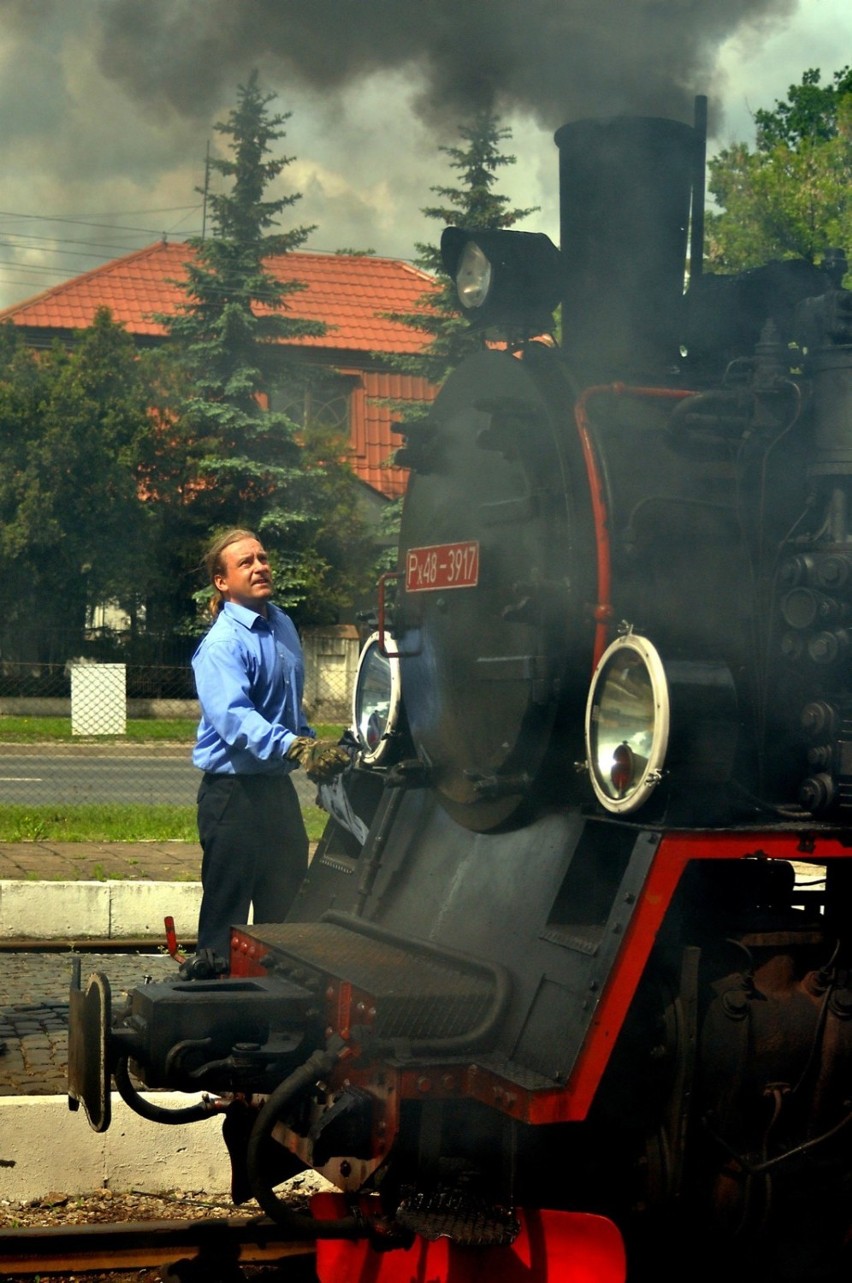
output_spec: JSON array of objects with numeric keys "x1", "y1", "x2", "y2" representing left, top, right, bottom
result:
[
  {"x1": 395, "y1": 346, "x2": 594, "y2": 832},
  {"x1": 396, "y1": 1188, "x2": 520, "y2": 1246},
  {"x1": 67, "y1": 965, "x2": 111, "y2": 1132},
  {"x1": 120, "y1": 974, "x2": 319, "y2": 1089},
  {"x1": 246, "y1": 920, "x2": 496, "y2": 1043}
]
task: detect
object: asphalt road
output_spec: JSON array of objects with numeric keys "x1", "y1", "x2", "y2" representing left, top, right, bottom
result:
[{"x1": 0, "y1": 747, "x2": 320, "y2": 809}]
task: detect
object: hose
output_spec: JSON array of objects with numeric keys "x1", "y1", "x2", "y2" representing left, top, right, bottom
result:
[
  {"x1": 246, "y1": 1039, "x2": 365, "y2": 1238},
  {"x1": 113, "y1": 1055, "x2": 220, "y2": 1125}
]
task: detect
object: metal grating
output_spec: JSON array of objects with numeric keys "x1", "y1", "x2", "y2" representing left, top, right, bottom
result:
[{"x1": 247, "y1": 921, "x2": 495, "y2": 1042}]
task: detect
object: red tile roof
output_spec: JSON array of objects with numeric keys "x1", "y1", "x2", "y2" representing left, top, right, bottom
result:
[
  {"x1": 0, "y1": 241, "x2": 441, "y2": 500},
  {"x1": 354, "y1": 369, "x2": 434, "y2": 500},
  {"x1": 0, "y1": 240, "x2": 437, "y2": 354}
]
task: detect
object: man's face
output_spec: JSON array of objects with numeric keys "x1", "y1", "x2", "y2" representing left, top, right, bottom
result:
[{"x1": 215, "y1": 537, "x2": 273, "y2": 614}]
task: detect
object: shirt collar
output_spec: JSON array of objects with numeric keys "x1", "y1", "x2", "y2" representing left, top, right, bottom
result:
[{"x1": 221, "y1": 600, "x2": 272, "y2": 631}]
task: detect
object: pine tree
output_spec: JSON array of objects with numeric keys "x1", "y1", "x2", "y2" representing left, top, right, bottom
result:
[
  {"x1": 374, "y1": 111, "x2": 538, "y2": 566},
  {"x1": 160, "y1": 72, "x2": 373, "y2": 625},
  {"x1": 388, "y1": 110, "x2": 539, "y2": 385}
]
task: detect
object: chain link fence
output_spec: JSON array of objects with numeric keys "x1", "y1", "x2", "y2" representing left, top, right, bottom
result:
[{"x1": 0, "y1": 626, "x2": 360, "y2": 809}]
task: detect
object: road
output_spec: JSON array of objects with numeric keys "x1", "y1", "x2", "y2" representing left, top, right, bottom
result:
[{"x1": 0, "y1": 745, "x2": 320, "y2": 809}]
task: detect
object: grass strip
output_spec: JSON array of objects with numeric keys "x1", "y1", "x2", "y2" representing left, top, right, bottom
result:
[
  {"x1": 0, "y1": 803, "x2": 329, "y2": 844},
  {"x1": 0, "y1": 717, "x2": 344, "y2": 743}
]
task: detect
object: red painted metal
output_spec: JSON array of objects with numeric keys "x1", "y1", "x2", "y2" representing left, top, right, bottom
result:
[
  {"x1": 562, "y1": 828, "x2": 850, "y2": 1119},
  {"x1": 404, "y1": 540, "x2": 480, "y2": 592},
  {"x1": 313, "y1": 1194, "x2": 626, "y2": 1283}
]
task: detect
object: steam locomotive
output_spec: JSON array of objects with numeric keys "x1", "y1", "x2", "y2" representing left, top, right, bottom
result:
[{"x1": 69, "y1": 101, "x2": 852, "y2": 1282}]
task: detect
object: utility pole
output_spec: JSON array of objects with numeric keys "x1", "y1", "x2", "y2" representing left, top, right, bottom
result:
[{"x1": 201, "y1": 141, "x2": 211, "y2": 241}]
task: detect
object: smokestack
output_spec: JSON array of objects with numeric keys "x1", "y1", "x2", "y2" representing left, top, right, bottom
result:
[{"x1": 555, "y1": 113, "x2": 701, "y2": 379}]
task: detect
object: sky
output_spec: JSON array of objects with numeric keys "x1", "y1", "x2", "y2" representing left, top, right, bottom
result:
[{"x1": 0, "y1": 0, "x2": 849, "y2": 313}]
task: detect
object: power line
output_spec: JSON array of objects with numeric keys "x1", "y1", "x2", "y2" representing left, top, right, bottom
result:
[{"x1": 0, "y1": 206, "x2": 202, "y2": 234}]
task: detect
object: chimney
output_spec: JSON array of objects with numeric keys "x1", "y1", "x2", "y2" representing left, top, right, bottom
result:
[{"x1": 554, "y1": 114, "x2": 701, "y2": 380}]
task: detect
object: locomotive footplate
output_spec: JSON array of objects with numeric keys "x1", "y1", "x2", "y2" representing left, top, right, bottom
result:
[{"x1": 235, "y1": 914, "x2": 507, "y2": 1053}]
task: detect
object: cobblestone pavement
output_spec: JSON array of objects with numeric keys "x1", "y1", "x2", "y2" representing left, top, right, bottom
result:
[
  {"x1": 0, "y1": 837, "x2": 321, "y2": 1098},
  {"x1": 0, "y1": 950, "x2": 180, "y2": 1096}
]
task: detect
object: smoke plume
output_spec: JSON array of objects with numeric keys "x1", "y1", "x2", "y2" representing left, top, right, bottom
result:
[{"x1": 91, "y1": 0, "x2": 798, "y2": 134}]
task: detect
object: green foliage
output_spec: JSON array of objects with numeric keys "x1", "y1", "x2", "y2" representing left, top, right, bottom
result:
[
  {"x1": 707, "y1": 67, "x2": 852, "y2": 276},
  {"x1": 385, "y1": 110, "x2": 540, "y2": 384},
  {"x1": 161, "y1": 73, "x2": 320, "y2": 526},
  {"x1": 0, "y1": 311, "x2": 157, "y2": 659},
  {"x1": 159, "y1": 71, "x2": 375, "y2": 627},
  {"x1": 375, "y1": 110, "x2": 539, "y2": 570},
  {"x1": 754, "y1": 66, "x2": 852, "y2": 150}
]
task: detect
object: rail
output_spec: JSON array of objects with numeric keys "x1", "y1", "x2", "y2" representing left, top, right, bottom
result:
[{"x1": 0, "y1": 1215, "x2": 315, "y2": 1276}]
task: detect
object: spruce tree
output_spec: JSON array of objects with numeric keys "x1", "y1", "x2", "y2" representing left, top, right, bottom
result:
[
  {"x1": 388, "y1": 109, "x2": 539, "y2": 384},
  {"x1": 375, "y1": 111, "x2": 538, "y2": 565},
  {"x1": 161, "y1": 72, "x2": 373, "y2": 625}
]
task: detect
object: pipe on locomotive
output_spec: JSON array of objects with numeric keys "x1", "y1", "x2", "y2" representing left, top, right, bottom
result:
[
  {"x1": 246, "y1": 1039, "x2": 369, "y2": 1238},
  {"x1": 322, "y1": 910, "x2": 512, "y2": 1056}
]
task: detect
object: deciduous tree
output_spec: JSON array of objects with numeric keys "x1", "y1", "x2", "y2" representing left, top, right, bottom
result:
[
  {"x1": 0, "y1": 311, "x2": 154, "y2": 660},
  {"x1": 706, "y1": 67, "x2": 852, "y2": 275}
]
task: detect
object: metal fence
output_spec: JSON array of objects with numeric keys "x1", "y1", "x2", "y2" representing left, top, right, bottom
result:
[{"x1": 0, "y1": 626, "x2": 361, "y2": 810}]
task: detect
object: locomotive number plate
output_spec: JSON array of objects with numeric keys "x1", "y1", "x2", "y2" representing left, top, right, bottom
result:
[{"x1": 406, "y1": 540, "x2": 479, "y2": 592}]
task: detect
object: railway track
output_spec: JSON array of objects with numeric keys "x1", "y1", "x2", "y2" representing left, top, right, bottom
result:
[{"x1": 0, "y1": 1215, "x2": 316, "y2": 1278}]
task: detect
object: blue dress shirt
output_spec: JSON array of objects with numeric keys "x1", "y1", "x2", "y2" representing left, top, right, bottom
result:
[{"x1": 192, "y1": 601, "x2": 314, "y2": 775}]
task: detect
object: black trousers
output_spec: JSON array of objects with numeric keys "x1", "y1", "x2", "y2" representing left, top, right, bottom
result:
[{"x1": 195, "y1": 771, "x2": 308, "y2": 960}]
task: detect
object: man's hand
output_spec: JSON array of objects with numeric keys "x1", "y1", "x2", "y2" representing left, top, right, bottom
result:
[{"x1": 286, "y1": 737, "x2": 351, "y2": 783}]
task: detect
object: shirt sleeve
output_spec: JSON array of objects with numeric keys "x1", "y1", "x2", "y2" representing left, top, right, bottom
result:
[
  {"x1": 276, "y1": 612, "x2": 315, "y2": 741},
  {"x1": 194, "y1": 635, "x2": 298, "y2": 763}
]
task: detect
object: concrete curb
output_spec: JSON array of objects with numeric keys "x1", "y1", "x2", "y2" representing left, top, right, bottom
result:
[
  {"x1": 0, "y1": 1092, "x2": 230, "y2": 1200},
  {"x1": 0, "y1": 880, "x2": 201, "y2": 940}
]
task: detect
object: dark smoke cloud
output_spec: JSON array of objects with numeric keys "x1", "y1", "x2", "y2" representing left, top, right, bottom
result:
[
  {"x1": 91, "y1": 0, "x2": 799, "y2": 134},
  {"x1": 0, "y1": 0, "x2": 833, "y2": 315}
]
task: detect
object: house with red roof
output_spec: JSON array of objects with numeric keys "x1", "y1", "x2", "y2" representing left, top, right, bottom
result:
[{"x1": 0, "y1": 240, "x2": 440, "y2": 504}]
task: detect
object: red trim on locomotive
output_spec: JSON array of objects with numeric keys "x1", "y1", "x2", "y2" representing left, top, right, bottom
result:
[
  {"x1": 313, "y1": 1194, "x2": 627, "y2": 1283},
  {"x1": 574, "y1": 384, "x2": 698, "y2": 669}
]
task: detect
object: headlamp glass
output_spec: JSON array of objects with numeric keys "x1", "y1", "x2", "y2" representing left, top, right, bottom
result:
[
  {"x1": 456, "y1": 241, "x2": 492, "y2": 310},
  {"x1": 352, "y1": 632, "x2": 401, "y2": 766},
  {"x1": 585, "y1": 635, "x2": 670, "y2": 813}
]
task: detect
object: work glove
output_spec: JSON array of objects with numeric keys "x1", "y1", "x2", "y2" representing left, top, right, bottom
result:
[{"x1": 286, "y1": 736, "x2": 351, "y2": 783}]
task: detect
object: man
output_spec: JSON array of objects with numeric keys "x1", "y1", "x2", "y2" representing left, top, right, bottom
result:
[{"x1": 190, "y1": 527, "x2": 349, "y2": 966}]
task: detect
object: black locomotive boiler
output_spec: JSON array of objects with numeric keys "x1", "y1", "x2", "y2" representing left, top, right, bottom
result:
[{"x1": 70, "y1": 102, "x2": 852, "y2": 1283}]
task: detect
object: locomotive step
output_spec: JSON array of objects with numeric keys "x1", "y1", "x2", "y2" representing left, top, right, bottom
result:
[{"x1": 241, "y1": 915, "x2": 507, "y2": 1050}]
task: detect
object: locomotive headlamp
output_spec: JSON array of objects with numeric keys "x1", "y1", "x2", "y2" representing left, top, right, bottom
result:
[
  {"x1": 440, "y1": 227, "x2": 562, "y2": 331},
  {"x1": 585, "y1": 634, "x2": 669, "y2": 814},
  {"x1": 352, "y1": 631, "x2": 402, "y2": 767},
  {"x1": 456, "y1": 240, "x2": 492, "y2": 310},
  {"x1": 584, "y1": 634, "x2": 739, "y2": 815}
]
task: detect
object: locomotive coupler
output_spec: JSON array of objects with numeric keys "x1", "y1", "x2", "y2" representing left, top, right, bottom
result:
[{"x1": 112, "y1": 972, "x2": 324, "y2": 1093}]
